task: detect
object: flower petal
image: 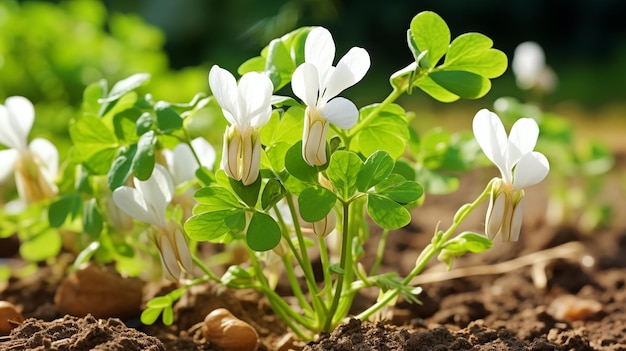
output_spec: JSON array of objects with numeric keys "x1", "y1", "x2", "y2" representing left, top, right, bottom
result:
[
  {"x1": 29, "y1": 138, "x2": 58, "y2": 179},
  {"x1": 133, "y1": 164, "x2": 174, "y2": 226},
  {"x1": 507, "y1": 117, "x2": 539, "y2": 163},
  {"x1": 0, "y1": 149, "x2": 18, "y2": 181},
  {"x1": 112, "y1": 186, "x2": 159, "y2": 226},
  {"x1": 292, "y1": 63, "x2": 320, "y2": 107},
  {"x1": 238, "y1": 71, "x2": 273, "y2": 127},
  {"x1": 191, "y1": 137, "x2": 216, "y2": 171},
  {"x1": 321, "y1": 97, "x2": 358, "y2": 129},
  {"x1": 321, "y1": 47, "x2": 370, "y2": 102},
  {"x1": 0, "y1": 96, "x2": 35, "y2": 150},
  {"x1": 508, "y1": 197, "x2": 524, "y2": 242},
  {"x1": 208, "y1": 65, "x2": 240, "y2": 126},
  {"x1": 512, "y1": 151, "x2": 550, "y2": 189},
  {"x1": 305, "y1": 27, "x2": 335, "y2": 80},
  {"x1": 473, "y1": 109, "x2": 508, "y2": 176}
]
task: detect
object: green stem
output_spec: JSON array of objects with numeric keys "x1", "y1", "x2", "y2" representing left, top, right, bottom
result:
[
  {"x1": 323, "y1": 201, "x2": 352, "y2": 331},
  {"x1": 345, "y1": 87, "x2": 404, "y2": 144},
  {"x1": 356, "y1": 180, "x2": 495, "y2": 321},
  {"x1": 282, "y1": 255, "x2": 314, "y2": 315},
  {"x1": 370, "y1": 228, "x2": 390, "y2": 275},
  {"x1": 192, "y1": 254, "x2": 221, "y2": 282},
  {"x1": 317, "y1": 234, "x2": 333, "y2": 302}
]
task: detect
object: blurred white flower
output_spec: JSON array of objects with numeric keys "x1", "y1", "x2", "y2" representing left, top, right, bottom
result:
[
  {"x1": 162, "y1": 137, "x2": 216, "y2": 219},
  {"x1": 512, "y1": 41, "x2": 557, "y2": 93},
  {"x1": 0, "y1": 96, "x2": 58, "y2": 206},
  {"x1": 473, "y1": 109, "x2": 550, "y2": 241},
  {"x1": 209, "y1": 65, "x2": 273, "y2": 185},
  {"x1": 292, "y1": 27, "x2": 370, "y2": 166},
  {"x1": 112, "y1": 164, "x2": 193, "y2": 281}
]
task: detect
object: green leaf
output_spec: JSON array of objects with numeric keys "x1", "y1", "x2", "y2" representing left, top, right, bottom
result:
[
  {"x1": 444, "y1": 33, "x2": 508, "y2": 78},
  {"x1": 69, "y1": 115, "x2": 118, "y2": 162},
  {"x1": 135, "y1": 112, "x2": 154, "y2": 136},
  {"x1": 429, "y1": 70, "x2": 491, "y2": 100},
  {"x1": 113, "y1": 108, "x2": 142, "y2": 142},
  {"x1": 415, "y1": 166, "x2": 460, "y2": 194},
  {"x1": 229, "y1": 176, "x2": 261, "y2": 208},
  {"x1": 194, "y1": 186, "x2": 241, "y2": 212},
  {"x1": 356, "y1": 151, "x2": 394, "y2": 192},
  {"x1": 140, "y1": 307, "x2": 163, "y2": 325},
  {"x1": 224, "y1": 210, "x2": 247, "y2": 233},
  {"x1": 132, "y1": 130, "x2": 156, "y2": 181},
  {"x1": 367, "y1": 194, "x2": 411, "y2": 230},
  {"x1": 261, "y1": 179, "x2": 286, "y2": 211},
  {"x1": 375, "y1": 176, "x2": 424, "y2": 204},
  {"x1": 155, "y1": 101, "x2": 183, "y2": 133},
  {"x1": 414, "y1": 75, "x2": 460, "y2": 103},
  {"x1": 354, "y1": 104, "x2": 410, "y2": 159},
  {"x1": 298, "y1": 186, "x2": 337, "y2": 222},
  {"x1": 261, "y1": 107, "x2": 304, "y2": 147},
  {"x1": 246, "y1": 212, "x2": 281, "y2": 252},
  {"x1": 409, "y1": 11, "x2": 450, "y2": 68},
  {"x1": 81, "y1": 79, "x2": 107, "y2": 117},
  {"x1": 99, "y1": 73, "x2": 151, "y2": 103},
  {"x1": 162, "y1": 306, "x2": 174, "y2": 325},
  {"x1": 285, "y1": 141, "x2": 318, "y2": 183},
  {"x1": 72, "y1": 241, "x2": 100, "y2": 272},
  {"x1": 184, "y1": 210, "x2": 238, "y2": 242},
  {"x1": 82, "y1": 147, "x2": 118, "y2": 175},
  {"x1": 48, "y1": 193, "x2": 82, "y2": 227},
  {"x1": 82, "y1": 198, "x2": 103, "y2": 238},
  {"x1": 107, "y1": 145, "x2": 137, "y2": 191},
  {"x1": 327, "y1": 151, "x2": 363, "y2": 200},
  {"x1": 19, "y1": 229, "x2": 62, "y2": 262},
  {"x1": 265, "y1": 38, "x2": 296, "y2": 90}
]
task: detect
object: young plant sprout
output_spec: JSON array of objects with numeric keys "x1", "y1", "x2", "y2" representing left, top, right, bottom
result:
[
  {"x1": 473, "y1": 109, "x2": 550, "y2": 241},
  {"x1": 0, "y1": 96, "x2": 58, "y2": 206}
]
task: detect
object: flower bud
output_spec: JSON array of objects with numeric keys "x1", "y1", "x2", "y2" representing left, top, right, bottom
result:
[
  {"x1": 485, "y1": 179, "x2": 525, "y2": 242},
  {"x1": 313, "y1": 210, "x2": 337, "y2": 238},
  {"x1": 154, "y1": 220, "x2": 194, "y2": 281},
  {"x1": 221, "y1": 125, "x2": 261, "y2": 186},
  {"x1": 14, "y1": 150, "x2": 57, "y2": 204},
  {"x1": 302, "y1": 107, "x2": 329, "y2": 166}
]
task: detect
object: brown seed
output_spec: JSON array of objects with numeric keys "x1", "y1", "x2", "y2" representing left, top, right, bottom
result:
[
  {"x1": 202, "y1": 308, "x2": 258, "y2": 351},
  {"x1": 54, "y1": 263, "x2": 144, "y2": 320},
  {"x1": 0, "y1": 301, "x2": 24, "y2": 335},
  {"x1": 547, "y1": 294, "x2": 603, "y2": 322}
]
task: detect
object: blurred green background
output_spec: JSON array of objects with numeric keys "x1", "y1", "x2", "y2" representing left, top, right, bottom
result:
[{"x1": 1, "y1": 0, "x2": 625, "y2": 148}]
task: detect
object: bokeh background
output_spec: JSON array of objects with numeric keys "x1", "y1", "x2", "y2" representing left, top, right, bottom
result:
[{"x1": 1, "y1": 0, "x2": 625, "y2": 147}]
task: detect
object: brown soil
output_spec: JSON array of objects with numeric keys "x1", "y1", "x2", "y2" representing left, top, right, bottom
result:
[{"x1": 1, "y1": 160, "x2": 625, "y2": 350}]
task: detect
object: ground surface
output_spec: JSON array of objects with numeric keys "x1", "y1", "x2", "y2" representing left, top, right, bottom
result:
[{"x1": 1, "y1": 155, "x2": 625, "y2": 351}]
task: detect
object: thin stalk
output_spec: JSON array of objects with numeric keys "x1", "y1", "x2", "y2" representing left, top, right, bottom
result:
[
  {"x1": 317, "y1": 235, "x2": 333, "y2": 301},
  {"x1": 370, "y1": 228, "x2": 390, "y2": 275},
  {"x1": 323, "y1": 201, "x2": 351, "y2": 331},
  {"x1": 345, "y1": 87, "x2": 404, "y2": 144},
  {"x1": 282, "y1": 255, "x2": 314, "y2": 315},
  {"x1": 356, "y1": 181, "x2": 494, "y2": 320}
]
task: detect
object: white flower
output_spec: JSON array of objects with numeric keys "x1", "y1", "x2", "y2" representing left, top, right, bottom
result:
[
  {"x1": 291, "y1": 27, "x2": 370, "y2": 166},
  {"x1": 208, "y1": 65, "x2": 273, "y2": 185},
  {"x1": 473, "y1": 109, "x2": 550, "y2": 241},
  {"x1": 112, "y1": 164, "x2": 193, "y2": 281},
  {"x1": 0, "y1": 96, "x2": 58, "y2": 206},
  {"x1": 512, "y1": 41, "x2": 557, "y2": 93},
  {"x1": 162, "y1": 137, "x2": 216, "y2": 220}
]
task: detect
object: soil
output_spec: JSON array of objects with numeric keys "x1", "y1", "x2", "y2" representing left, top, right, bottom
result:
[{"x1": 1, "y1": 156, "x2": 625, "y2": 351}]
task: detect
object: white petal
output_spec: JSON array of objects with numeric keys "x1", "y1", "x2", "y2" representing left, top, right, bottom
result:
[
  {"x1": 238, "y1": 72, "x2": 273, "y2": 126},
  {"x1": 112, "y1": 186, "x2": 160, "y2": 226},
  {"x1": 512, "y1": 42, "x2": 545, "y2": 90},
  {"x1": 321, "y1": 47, "x2": 370, "y2": 102},
  {"x1": 0, "y1": 99, "x2": 31, "y2": 150},
  {"x1": 472, "y1": 109, "x2": 508, "y2": 176},
  {"x1": 157, "y1": 233, "x2": 181, "y2": 281},
  {"x1": 508, "y1": 117, "x2": 539, "y2": 158},
  {"x1": 191, "y1": 137, "x2": 216, "y2": 170},
  {"x1": 134, "y1": 164, "x2": 173, "y2": 225},
  {"x1": 208, "y1": 65, "x2": 240, "y2": 126},
  {"x1": 171, "y1": 143, "x2": 195, "y2": 184},
  {"x1": 29, "y1": 138, "x2": 58, "y2": 179},
  {"x1": 305, "y1": 27, "x2": 335, "y2": 78},
  {"x1": 485, "y1": 191, "x2": 505, "y2": 240},
  {"x1": 512, "y1": 151, "x2": 549, "y2": 189},
  {"x1": 321, "y1": 97, "x2": 358, "y2": 129},
  {"x1": 292, "y1": 63, "x2": 320, "y2": 107},
  {"x1": 0, "y1": 149, "x2": 18, "y2": 181},
  {"x1": 173, "y1": 226, "x2": 194, "y2": 273}
]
